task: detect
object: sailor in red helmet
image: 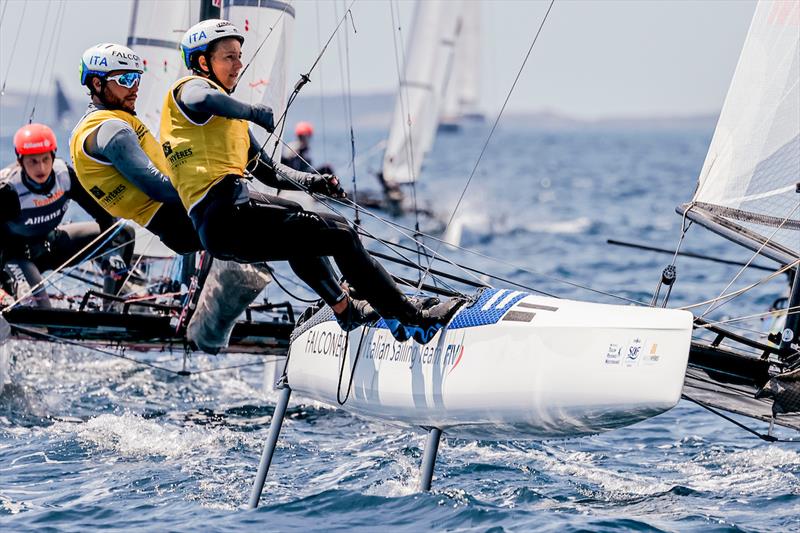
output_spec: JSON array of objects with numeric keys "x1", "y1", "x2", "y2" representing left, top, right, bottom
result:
[
  {"x1": 281, "y1": 121, "x2": 334, "y2": 175},
  {"x1": 0, "y1": 123, "x2": 134, "y2": 308},
  {"x1": 281, "y1": 121, "x2": 314, "y2": 173}
]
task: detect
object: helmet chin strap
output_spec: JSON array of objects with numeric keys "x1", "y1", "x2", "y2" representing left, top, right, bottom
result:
[{"x1": 198, "y1": 52, "x2": 236, "y2": 95}]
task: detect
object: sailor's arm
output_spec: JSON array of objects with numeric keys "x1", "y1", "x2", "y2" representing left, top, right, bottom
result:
[
  {"x1": 0, "y1": 181, "x2": 20, "y2": 222},
  {"x1": 86, "y1": 121, "x2": 181, "y2": 204},
  {"x1": 178, "y1": 79, "x2": 274, "y2": 132},
  {"x1": 66, "y1": 165, "x2": 116, "y2": 231},
  {"x1": 246, "y1": 131, "x2": 345, "y2": 198}
]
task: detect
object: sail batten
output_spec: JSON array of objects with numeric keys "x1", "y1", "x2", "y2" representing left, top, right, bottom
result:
[{"x1": 691, "y1": 0, "x2": 800, "y2": 259}]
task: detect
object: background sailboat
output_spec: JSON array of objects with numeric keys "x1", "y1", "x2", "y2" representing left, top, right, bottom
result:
[
  {"x1": 439, "y1": 0, "x2": 484, "y2": 131},
  {"x1": 381, "y1": 0, "x2": 462, "y2": 188}
]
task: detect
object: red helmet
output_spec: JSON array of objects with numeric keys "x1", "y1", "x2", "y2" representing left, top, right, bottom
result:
[
  {"x1": 295, "y1": 121, "x2": 314, "y2": 137},
  {"x1": 14, "y1": 123, "x2": 57, "y2": 157}
]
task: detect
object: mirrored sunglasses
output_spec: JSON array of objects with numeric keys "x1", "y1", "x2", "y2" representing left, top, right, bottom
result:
[{"x1": 106, "y1": 72, "x2": 141, "y2": 89}]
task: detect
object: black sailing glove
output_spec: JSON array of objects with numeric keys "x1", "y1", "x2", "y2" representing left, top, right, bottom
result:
[
  {"x1": 248, "y1": 103, "x2": 275, "y2": 133},
  {"x1": 304, "y1": 174, "x2": 346, "y2": 198},
  {"x1": 0, "y1": 182, "x2": 20, "y2": 222}
]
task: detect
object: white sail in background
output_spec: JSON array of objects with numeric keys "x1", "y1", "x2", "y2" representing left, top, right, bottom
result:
[
  {"x1": 691, "y1": 0, "x2": 800, "y2": 258},
  {"x1": 382, "y1": 1, "x2": 463, "y2": 184},
  {"x1": 441, "y1": 0, "x2": 482, "y2": 124},
  {"x1": 127, "y1": 0, "x2": 195, "y2": 137},
  {"x1": 224, "y1": 0, "x2": 295, "y2": 147}
]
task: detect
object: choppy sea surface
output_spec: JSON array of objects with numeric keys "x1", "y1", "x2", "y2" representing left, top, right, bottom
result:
[{"x1": 2, "y1": 124, "x2": 799, "y2": 531}]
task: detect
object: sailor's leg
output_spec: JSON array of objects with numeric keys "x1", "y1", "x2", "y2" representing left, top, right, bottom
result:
[
  {"x1": 2, "y1": 259, "x2": 50, "y2": 309},
  {"x1": 43, "y1": 222, "x2": 133, "y2": 299},
  {"x1": 266, "y1": 209, "x2": 419, "y2": 322},
  {"x1": 249, "y1": 384, "x2": 292, "y2": 509},
  {"x1": 287, "y1": 255, "x2": 347, "y2": 307},
  {"x1": 146, "y1": 204, "x2": 204, "y2": 255}
]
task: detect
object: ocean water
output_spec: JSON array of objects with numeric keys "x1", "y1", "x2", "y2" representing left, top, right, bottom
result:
[{"x1": 2, "y1": 124, "x2": 799, "y2": 531}]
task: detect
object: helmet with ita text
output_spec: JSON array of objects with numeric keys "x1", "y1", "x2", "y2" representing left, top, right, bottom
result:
[
  {"x1": 14, "y1": 123, "x2": 57, "y2": 157},
  {"x1": 295, "y1": 121, "x2": 314, "y2": 137},
  {"x1": 80, "y1": 43, "x2": 143, "y2": 86},
  {"x1": 181, "y1": 19, "x2": 244, "y2": 70}
]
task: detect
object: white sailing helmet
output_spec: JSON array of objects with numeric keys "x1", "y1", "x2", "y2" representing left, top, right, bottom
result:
[
  {"x1": 181, "y1": 19, "x2": 244, "y2": 70},
  {"x1": 80, "y1": 43, "x2": 143, "y2": 85}
]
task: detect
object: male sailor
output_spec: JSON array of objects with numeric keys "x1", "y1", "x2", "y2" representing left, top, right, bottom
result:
[
  {"x1": 69, "y1": 43, "x2": 202, "y2": 256},
  {"x1": 0, "y1": 124, "x2": 134, "y2": 308},
  {"x1": 160, "y1": 19, "x2": 460, "y2": 343}
]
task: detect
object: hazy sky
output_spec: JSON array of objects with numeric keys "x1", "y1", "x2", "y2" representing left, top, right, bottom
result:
[{"x1": 0, "y1": 0, "x2": 757, "y2": 119}]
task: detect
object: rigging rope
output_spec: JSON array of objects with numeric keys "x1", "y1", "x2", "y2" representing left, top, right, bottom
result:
[
  {"x1": 682, "y1": 259, "x2": 799, "y2": 312},
  {"x1": 0, "y1": 0, "x2": 27, "y2": 97},
  {"x1": 314, "y1": 0, "x2": 329, "y2": 164},
  {"x1": 694, "y1": 305, "x2": 799, "y2": 330},
  {"x1": 28, "y1": 0, "x2": 67, "y2": 122},
  {"x1": 9, "y1": 323, "x2": 285, "y2": 376},
  {"x1": 415, "y1": 0, "x2": 556, "y2": 292},
  {"x1": 682, "y1": 394, "x2": 800, "y2": 443},
  {"x1": 272, "y1": 135, "x2": 650, "y2": 305},
  {"x1": 342, "y1": 3, "x2": 360, "y2": 226},
  {"x1": 698, "y1": 201, "x2": 800, "y2": 319},
  {"x1": 248, "y1": 0, "x2": 357, "y2": 172},
  {"x1": 388, "y1": 0, "x2": 422, "y2": 253},
  {"x1": 0, "y1": 219, "x2": 126, "y2": 313},
  {"x1": 22, "y1": 0, "x2": 55, "y2": 119}
]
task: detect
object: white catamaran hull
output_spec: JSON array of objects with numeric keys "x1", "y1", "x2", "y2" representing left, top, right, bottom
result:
[{"x1": 286, "y1": 289, "x2": 693, "y2": 440}]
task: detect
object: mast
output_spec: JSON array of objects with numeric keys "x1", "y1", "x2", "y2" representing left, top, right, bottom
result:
[{"x1": 200, "y1": 0, "x2": 222, "y2": 21}]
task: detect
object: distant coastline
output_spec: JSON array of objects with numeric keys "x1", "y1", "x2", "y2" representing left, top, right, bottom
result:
[{"x1": 0, "y1": 89, "x2": 717, "y2": 137}]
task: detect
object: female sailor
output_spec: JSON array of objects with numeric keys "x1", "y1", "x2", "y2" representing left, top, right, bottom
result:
[{"x1": 160, "y1": 19, "x2": 459, "y2": 343}]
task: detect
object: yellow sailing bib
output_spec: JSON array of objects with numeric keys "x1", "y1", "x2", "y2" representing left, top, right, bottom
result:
[
  {"x1": 69, "y1": 109, "x2": 168, "y2": 226},
  {"x1": 160, "y1": 76, "x2": 250, "y2": 211}
]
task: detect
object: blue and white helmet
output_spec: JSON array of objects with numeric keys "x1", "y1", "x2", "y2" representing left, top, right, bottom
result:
[
  {"x1": 181, "y1": 19, "x2": 244, "y2": 70},
  {"x1": 80, "y1": 43, "x2": 143, "y2": 85}
]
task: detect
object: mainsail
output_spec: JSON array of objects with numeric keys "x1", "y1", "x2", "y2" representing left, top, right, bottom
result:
[
  {"x1": 441, "y1": 0, "x2": 483, "y2": 125},
  {"x1": 223, "y1": 0, "x2": 295, "y2": 147},
  {"x1": 685, "y1": 0, "x2": 800, "y2": 264},
  {"x1": 127, "y1": 0, "x2": 195, "y2": 137},
  {"x1": 382, "y1": 1, "x2": 463, "y2": 184}
]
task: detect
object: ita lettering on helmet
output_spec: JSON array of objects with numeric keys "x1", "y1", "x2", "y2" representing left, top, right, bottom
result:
[
  {"x1": 80, "y1": 43, "x2": 143, "y2": 86},
  {"x1": 180, "y1": 19, "x2": 244, "y2": 70}
]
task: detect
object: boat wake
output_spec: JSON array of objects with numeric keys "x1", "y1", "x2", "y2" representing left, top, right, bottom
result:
[{"x1": 443, "y1": 213, "x2": 593, "y2": 247}]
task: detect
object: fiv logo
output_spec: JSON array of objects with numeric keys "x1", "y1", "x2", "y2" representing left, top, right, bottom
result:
[
  {"x1": 89, "y1": 55, "x2": 108, "y2": 67},
  {"x1": 187, "y1": 31, "x2": 207, "y2": 44}
]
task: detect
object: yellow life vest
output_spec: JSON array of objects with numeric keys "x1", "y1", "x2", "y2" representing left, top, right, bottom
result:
[
  {"x1": 159, "y1": 75, "x2": 250, "y2": 212},
  {"x1": 69, "y1": 109, "x2": 168, "y2": 226}
]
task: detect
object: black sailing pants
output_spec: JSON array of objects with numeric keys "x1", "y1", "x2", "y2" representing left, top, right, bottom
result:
[{"x1": 191, "y1": 176, "x2": 416, "y2": 321}]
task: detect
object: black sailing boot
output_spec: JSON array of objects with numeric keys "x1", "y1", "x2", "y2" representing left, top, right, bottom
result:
[
  {"x1": 384, "y1": 296, "x2": 465, "y2": 344},
  {"x1": 334, "y1": 297, "x2": 380, "y2": 332}
]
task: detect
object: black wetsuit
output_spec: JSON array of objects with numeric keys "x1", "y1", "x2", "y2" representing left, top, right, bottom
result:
[{"x1": 178, "y1": 80, "x2": 421, "y2": 323}]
